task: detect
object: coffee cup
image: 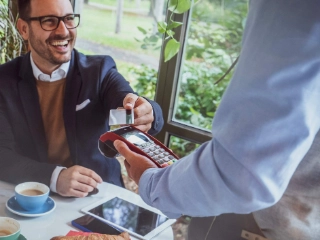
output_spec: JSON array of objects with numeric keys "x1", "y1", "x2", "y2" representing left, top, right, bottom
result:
[
  {"x1": 0, "y1": 217, "x2": 20, "y2": 240},
  {"x1": 15, "y1": 182, "x2": 49, "y2": 211}
]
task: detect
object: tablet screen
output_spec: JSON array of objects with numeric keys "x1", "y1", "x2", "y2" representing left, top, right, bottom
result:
[{"x1": 88, "y1": 197, "x2": 169, "y2": 236}]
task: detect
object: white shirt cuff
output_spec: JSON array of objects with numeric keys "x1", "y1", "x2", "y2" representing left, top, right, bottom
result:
[{"x1": 50, "y1": 166, "x2": 67, "y2": 193}]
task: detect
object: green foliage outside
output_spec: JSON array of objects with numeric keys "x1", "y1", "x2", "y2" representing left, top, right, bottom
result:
[
  {"x1": 127, "y1": 64, "x2": 157, "y2": 100},
  {"x1": 0, "y1": 0, "x2": 26, "y2": 64},
  {"x1": 169, "y1": 135, "x2": 200, "y2": 158},
  {"x1": 132, "y1": 1, "x2": 247, "y2": 124},
  {"x1": 131, "y1": 0, "x2": 248, "y2": 157},
  {"x1": 175, "y1": 0, "x2": 247, "y2": 130}
]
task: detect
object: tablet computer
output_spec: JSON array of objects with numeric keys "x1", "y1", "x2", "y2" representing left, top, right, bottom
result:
[{"x1": 81, "y1": 196, "x2": 175, "y2": 240}]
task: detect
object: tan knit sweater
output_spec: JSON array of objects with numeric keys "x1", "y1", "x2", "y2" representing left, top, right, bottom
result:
[{"x1": 36, "y1": 78, "x2": 73, "y2": 167}]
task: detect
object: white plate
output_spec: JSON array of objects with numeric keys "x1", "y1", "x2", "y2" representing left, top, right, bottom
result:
[{"x1": 6, "y1": 196, "x2": 56, "y2": 217}]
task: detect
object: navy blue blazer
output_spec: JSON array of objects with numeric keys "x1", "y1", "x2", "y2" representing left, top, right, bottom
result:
[{"x1": 0, "y1": 49, "x2": 164, "y2": 187}]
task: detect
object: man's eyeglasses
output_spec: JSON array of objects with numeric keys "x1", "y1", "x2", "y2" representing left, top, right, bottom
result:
[{"x1": 26, "y1": 14, "x2": 80, "y2": 31}]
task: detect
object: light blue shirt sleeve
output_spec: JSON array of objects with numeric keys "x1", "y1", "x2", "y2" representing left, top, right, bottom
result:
[{"x1": 139, "y1": 0, "x2": 320, "y2": 219}]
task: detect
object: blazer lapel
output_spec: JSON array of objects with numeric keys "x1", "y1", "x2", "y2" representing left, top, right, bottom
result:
[
  {"x1": 63, "y1": 51, "x2": 81, "y2": 164},
  {"x1": 18, "y1": 53, "x2": 48, "y2": 162}
]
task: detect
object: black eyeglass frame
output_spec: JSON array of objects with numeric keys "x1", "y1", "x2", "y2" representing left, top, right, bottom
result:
[{"x1": 26, "y1": 14, "x2": 80, "y2": 31}]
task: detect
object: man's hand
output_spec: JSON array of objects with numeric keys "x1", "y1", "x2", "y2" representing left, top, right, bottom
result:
[
  {"x1": 114, "y1": 140, "x2": 157, "y2": 184},
  {"x1": 123, "y1": 93, "x2": 154, "y2": 132},
  {"x1": 56, "y1": 165, "x2": 103, "y2": 197}
]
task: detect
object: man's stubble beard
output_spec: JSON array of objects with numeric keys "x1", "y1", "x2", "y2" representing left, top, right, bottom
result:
[{"x1": 28, "y1": 27, "x2": 73, "y2": 65}]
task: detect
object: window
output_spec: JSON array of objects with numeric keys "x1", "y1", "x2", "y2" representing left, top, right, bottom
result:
[{"x1": 156, "y1": 0, "x2": 247, "y2": 156}]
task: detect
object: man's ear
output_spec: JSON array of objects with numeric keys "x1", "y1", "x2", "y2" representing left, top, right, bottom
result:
[{"x1": 17, "y1": 18, "x2": 29, "y2": 40}]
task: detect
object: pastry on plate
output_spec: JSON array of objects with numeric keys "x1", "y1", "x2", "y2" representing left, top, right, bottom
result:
[{"x1": 50, "y1": 232, "x2": 131, "y2": 240}]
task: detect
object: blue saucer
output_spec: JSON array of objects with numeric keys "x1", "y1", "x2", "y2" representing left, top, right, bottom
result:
[{"x1": 6, "y1": 196, "x2": 56, "y2": 217}]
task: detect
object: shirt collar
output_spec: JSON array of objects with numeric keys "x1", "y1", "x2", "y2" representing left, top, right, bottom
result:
[{"x1": 30, "y1": 53, "x2": 70, "y2": 82}]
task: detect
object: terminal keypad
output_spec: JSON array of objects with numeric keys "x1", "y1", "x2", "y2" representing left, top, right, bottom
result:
[{"x1": 138, "y1": 142, "x2": 178, "y2": 167}]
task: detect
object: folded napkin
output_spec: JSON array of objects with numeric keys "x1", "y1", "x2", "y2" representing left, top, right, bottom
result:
[{"x1": 50, "y1": 230, "x2": 131, "y2": 240}]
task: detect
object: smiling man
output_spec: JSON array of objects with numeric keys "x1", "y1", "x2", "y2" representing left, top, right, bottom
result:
[
  {"x1": 18, "y1": 0, "x2": 76, "y2": 73},
  {"x1": 0, "y1": 0, "x2": 163, "y2": 198}
]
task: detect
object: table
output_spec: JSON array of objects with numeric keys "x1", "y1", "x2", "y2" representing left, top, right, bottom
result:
[{"x1": 0, "y1": 181, "x2": 174, "y2": 240}]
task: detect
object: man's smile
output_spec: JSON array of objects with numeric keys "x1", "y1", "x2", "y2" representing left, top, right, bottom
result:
[{"x1": 50, "y1": 40, "x2": 69, "y2": 47}]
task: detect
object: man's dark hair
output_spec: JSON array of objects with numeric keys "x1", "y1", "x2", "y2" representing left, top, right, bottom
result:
[
  {"x1": 18, "y1": 0, "x2": 72, "y2": 20},
  {"x1": 18, "y1": 0, "x2": 31, "y2": 20}
]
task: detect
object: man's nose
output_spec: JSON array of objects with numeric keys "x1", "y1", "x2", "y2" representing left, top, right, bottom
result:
[{"x1": 54, "y1": 20, "x2": 69, "y2": 35}]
